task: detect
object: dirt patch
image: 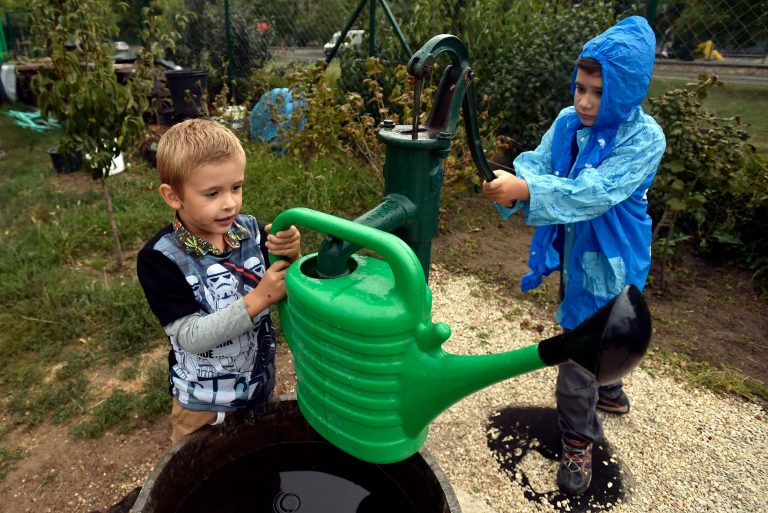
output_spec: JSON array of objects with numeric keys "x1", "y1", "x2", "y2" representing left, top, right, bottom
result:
[
  {"x1": 0, "y1": 419, "x2": 167, "y2": 513},
  {"x1": 53, "y1": 171, "x2": 97, "y2": 193},
  {"x1": 647, "y1": 249, "x2": 768, "y2": 384},
  {"x1": 0, "y1": 344, "x2": 297, "y2": 513}
]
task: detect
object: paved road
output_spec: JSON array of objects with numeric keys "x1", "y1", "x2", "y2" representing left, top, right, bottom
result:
[{"x1": 654, "y1": 58, "x2": 768, "y2": 85}]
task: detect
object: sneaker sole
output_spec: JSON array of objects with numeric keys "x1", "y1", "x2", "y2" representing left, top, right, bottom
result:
[{"x1": 596, "y1": 403, "x2": 630, "y2": 414}]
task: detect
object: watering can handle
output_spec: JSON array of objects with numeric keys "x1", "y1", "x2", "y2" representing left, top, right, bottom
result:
[{"x1": 268, "y1": 207, "x2": 428, "y2": 314}]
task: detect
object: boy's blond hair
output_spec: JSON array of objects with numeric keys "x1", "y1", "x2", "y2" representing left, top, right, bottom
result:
[{"x1": 157, "y1": 118, "x2": 245, "y2": 192}]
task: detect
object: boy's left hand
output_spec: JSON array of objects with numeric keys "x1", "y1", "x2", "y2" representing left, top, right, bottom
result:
[{"x1": 265, "y1": 224, "x2": 302, "y2": 262}]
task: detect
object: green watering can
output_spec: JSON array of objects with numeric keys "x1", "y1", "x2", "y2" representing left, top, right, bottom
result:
[{"x1": 270, "y1": 207, "x2": 652, "y2": 464}]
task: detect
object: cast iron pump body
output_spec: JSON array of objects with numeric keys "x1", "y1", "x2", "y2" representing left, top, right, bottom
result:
[{"x1": 317, "y1": 34, "x2": 497, "y2": 279}]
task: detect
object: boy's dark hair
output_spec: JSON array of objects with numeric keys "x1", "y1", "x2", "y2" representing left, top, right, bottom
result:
[{"x1": 577, "y1": 57, "x2": 602, "y2": 76}]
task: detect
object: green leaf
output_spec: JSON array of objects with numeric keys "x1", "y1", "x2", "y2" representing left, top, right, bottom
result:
[{"x1": 668, "y1": 198, "x2": 687, "y2": 211}]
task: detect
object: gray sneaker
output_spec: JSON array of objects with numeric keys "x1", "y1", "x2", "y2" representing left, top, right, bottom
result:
[
  {"x1": 597, "y1": 391, "x2": 630, "y2": 414},
  {"x1": 556, "y1": 437, "x2": 593, "y2": 495}
]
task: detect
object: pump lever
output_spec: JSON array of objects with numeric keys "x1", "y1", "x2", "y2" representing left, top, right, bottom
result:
[
  {"x1": 406, "y1": 34, "x2": 501, "y2": 183},
  {"x1": 462, "y1": 80, "x2": 498, "y2": 183}
]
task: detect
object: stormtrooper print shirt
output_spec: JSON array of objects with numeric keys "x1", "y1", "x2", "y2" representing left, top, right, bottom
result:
[{"x1": 137, "y1": 213, "x2": 276, "y2": 411}]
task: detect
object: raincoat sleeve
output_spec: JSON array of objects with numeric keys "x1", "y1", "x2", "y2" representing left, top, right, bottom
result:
[
  {"x1": 493, "y1": 116, "x2": 559, "y2": 219},
  {"x1": 523, "y1": 118, "x2": 665, "y2": 226}
]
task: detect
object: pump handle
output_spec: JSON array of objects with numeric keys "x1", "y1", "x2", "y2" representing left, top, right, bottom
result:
[{"x1": 406, "y1": 34, "x2": 501, "y2": 182}]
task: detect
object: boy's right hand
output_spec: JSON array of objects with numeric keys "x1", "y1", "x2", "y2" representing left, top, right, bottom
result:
[
  {"x1": 482, "y1": 170, "x2": 530, "y2": 206},
  {"x1": 244, "y1": 259, "x2": 290, "y2": 317}
]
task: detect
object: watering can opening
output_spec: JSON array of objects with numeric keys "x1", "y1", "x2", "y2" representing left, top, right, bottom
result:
[
  {"x1": 300, "y1": 254, "x2": 359, "y2": 280},
  {"x1": 537, "y1": 284, "x2": 652, "y2": 385}
]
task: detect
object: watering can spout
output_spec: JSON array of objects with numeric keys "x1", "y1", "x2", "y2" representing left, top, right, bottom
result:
[{"x1": 400, "y1": 284, "x2": 652, "y2": 436}]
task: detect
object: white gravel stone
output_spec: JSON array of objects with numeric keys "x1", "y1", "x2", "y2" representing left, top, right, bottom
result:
[{"x1": 423, "y1": 270, "x2": 768, "y2": 513}]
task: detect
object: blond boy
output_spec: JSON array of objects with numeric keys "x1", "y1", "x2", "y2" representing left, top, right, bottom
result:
[{"x1": 137, "y1": 119, "x2": 301, "y2": 444}]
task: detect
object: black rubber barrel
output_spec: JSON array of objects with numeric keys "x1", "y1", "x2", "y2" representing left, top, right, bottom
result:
[
  {"x1": 165, "y1": 68, "x2": 208, "y2": 121},
  {"x1": 132, "y1": 395, "x2": 461, "y2": 513}
]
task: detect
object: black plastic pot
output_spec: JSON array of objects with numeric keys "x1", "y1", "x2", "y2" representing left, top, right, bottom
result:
[
  {"x1": 165, "y1": 68, "x2": 208, "y2": 121},
  {"x1": 132, "y1": 395, "x2": 460, "y2": 513},
  {"x1": 142, "y1": 145, "x2": 158, "y2": 168},
  {"x1": 48, "y1": 147, "x2": 83, "y2": 173}
]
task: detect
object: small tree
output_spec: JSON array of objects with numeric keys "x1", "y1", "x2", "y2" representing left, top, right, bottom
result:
[{"x1": 30, "y1": 0, "x2": 177, "y2": 271}]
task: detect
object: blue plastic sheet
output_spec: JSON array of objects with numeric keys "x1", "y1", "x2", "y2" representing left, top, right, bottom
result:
[{"x1": 249, "y1": 88, "x2": 305, "y2": 153}]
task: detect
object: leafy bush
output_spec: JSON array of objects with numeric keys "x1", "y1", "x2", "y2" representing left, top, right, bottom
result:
[
  {"x1": 280, "y1": 61, "x2": 384, "y2": 173},
  {"x1": 648, "y1": 75, "x2": 766, "y2": 288}
]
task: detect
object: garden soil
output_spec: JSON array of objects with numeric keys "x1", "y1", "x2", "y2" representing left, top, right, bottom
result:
[{"x1": 0, "y1": 194, "x2": 765, "y2": 513}]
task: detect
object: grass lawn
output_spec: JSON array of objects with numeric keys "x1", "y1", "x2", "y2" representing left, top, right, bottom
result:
[{"x1": 647, "y1": 76, "x2": 768, "y2": 151}]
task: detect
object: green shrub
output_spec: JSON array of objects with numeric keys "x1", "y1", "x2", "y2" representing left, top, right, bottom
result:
[
  {"x1": 648, "y1": 76, "x2": 765, "y2": 288},
  {"x1": 279, "y1": 61, "x2": 385, "y2": 173},
  {"x1": 173, "y1": 0, "x2": 272, "y2": 103}
]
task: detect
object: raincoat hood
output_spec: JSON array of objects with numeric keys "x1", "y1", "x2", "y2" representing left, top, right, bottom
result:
[
  {"x1": 573, "y1": 16, "x2": 656, "y2": 129},
  {"x1": 550, "y1": 16, "x2": 657, "y2": 182}
]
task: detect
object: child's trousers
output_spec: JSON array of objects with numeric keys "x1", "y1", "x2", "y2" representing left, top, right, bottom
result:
[{"x1": 556, "y1": 362, "x2": 624, "y2": 443}]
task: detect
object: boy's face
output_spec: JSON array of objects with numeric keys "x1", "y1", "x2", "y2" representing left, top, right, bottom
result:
[
  {"x1": 161, "y1": 158, "x2": 245, "y2": 249},
  {"x1": 574, "y1": 69, "x2": 603, "y2": 127}
]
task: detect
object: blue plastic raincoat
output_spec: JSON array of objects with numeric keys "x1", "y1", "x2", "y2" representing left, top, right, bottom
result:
[{"x1": 497, "y1": 16, "x2": 666, "y2": 329}]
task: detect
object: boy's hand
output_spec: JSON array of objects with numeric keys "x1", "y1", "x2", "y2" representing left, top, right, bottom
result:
[
  {"x1": 265, "y1": 224, "x2": 302, "y2": 262},
  {"x1": 482, "y1": 170, "x2": 530, "y2": 206},
  {"x1": 244, "y1": 259, "x2": 290, "y2": 317}
]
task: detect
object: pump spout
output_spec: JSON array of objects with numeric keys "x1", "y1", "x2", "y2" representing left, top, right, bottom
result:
[
  {"x1": 399, "y1": 285, "x2": 652, "y2": 437},
  {"x1": 316, "y1": 194, "x2": 417, "y2": 278}
]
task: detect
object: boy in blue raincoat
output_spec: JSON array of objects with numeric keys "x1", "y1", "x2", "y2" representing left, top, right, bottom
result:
[{"x1": 482, "y1": 16, "x2": 665, "y2": 495}]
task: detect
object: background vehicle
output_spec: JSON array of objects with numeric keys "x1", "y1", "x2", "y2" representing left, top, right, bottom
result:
[{"x1": 323, "y1": 29, "x2": 364, "y2": 58}]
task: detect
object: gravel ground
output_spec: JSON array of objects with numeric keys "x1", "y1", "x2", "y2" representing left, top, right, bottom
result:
[{"x1": 423, "y1": 268, "x2": 767, "y2": 513}]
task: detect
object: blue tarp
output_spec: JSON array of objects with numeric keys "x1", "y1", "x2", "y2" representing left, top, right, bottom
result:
[{"x1": 249, "y1": 87, "x2": 305, "y2": 153}]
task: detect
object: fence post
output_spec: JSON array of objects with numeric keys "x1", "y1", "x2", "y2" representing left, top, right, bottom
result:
[
  {"x1": 0, "y1": 17, "x2": 7, "y2": 63},
  {"x1": 646, "y1": 0, "x2": 660, "y2": 31},
  {"x1": 368, "y1": 0, "x2": 376, "y2": 57},
  {"x1": 224, "y1": 0, "x2": 233, "y2": 89}
]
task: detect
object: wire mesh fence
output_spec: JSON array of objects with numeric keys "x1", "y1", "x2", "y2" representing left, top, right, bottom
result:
[
  {"x1": 151, "y1": 1, "x2": 768, "y2": 69},
  {"x1": 2, "y1": 1, "x2": 766, "y2": 69},
  {"x1": 652, "y1": 0, "x2": 768, "y2": 62},
  {"x1": 1, "y1": 10, "x2": 32, "y2": 60},
  {"x1": 1, "y1": 1, "x2": 766, "y2": 148},
  {"x1": 3, "y1": 1, "x2": 765, "y2": 73}
]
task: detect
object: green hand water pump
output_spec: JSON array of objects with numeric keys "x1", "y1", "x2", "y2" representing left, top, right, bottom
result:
[
  {"x1": 315, "y1": 34, "x2": 496, "y2": 280},
  {"x1": 269, "y1": 35, "x2": 652, "y2": 465}
]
